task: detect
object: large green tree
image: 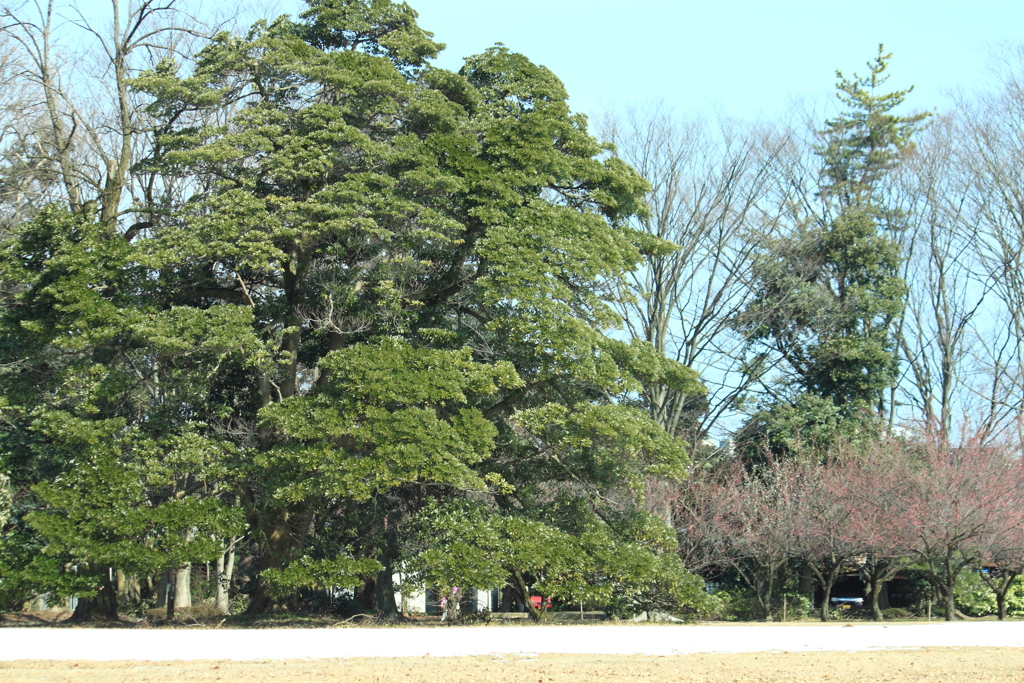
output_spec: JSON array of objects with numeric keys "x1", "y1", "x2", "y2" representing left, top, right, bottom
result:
[{"x1": 115, "y1": 0, "x2": 700, "y2": 615}]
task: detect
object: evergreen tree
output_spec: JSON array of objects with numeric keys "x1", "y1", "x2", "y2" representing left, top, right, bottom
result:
[
  {"x1": 738, "y1": 47, "x2": 928, "y2": 454},
  {"x1": 0, "y1": 205, "x2": 248, "y2": 618},
  {"x1": 130, "y1": 0, "x2": 697, "y2": 615}
]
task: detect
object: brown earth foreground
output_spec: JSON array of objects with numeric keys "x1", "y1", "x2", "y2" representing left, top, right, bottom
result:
[{"x1": 2, "y1": 648, "x2": 1022, "y2": 682}]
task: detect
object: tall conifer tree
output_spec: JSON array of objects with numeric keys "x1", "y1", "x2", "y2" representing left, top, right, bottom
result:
[{"x1": 739, "y1": 47, "x2": 928, "y2": 454}]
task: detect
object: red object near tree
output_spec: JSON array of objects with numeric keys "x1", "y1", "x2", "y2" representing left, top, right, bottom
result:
[{"x1": 530, "y1": 596, "x2": 552, "y2": 610}]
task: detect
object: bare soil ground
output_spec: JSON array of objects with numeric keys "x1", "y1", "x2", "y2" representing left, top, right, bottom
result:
[{"x1": 2, "y1": 649, "x2": 1023, "y2": 682}]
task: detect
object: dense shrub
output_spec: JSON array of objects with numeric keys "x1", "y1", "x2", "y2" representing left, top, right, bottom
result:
[{"x1": 955, "y1": 572, "x2": 1024, "y2": 617}]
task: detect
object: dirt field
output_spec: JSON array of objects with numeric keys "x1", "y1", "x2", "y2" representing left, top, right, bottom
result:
[{"x1": 2, "y1": 649, "x2": 1023, "y2": 682}]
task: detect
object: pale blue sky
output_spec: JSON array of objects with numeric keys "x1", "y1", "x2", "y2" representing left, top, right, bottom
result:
[
  {"x1": 406, "y1": 0, "x2": 1024, "y2": 120},
  {"x1": 71, "y1": 1, "x2": 1024, "y2": 119}
]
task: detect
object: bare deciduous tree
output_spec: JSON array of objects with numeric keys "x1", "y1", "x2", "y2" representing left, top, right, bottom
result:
[
  {"x1": 892, "y1": 116, "x2": 995, "y2": 438},
  {"x1": 599, "y1": 104, "x2": 786, "y2": 449},
  {"x1": 954, "y1": 58, "x2": 1024, "y2": 444},
  {"x1": 0, "y1": 0, "x2": 220, "y2": 232}
]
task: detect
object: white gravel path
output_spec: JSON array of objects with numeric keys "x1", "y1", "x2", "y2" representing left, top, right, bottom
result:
[{"x1": 2, "y1": 622, "x2": 1024, "y2": 661}]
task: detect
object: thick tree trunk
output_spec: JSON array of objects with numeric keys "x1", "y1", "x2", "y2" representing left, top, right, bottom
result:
[
  {"x1": 500, "y1": 582, "x2": 517, "y2": 612},
  {"x1": 374, "y1": 525, "x2": 400, "y2": 619},
  {"x1": 122, "y1": 574, "x2": 141, "y2": 604},
  {"x1": 644, "y1": 477, "x2": 674, "y2": 529},
  {"x1": 817, "y1": 559, "x2": 852, "y2": 623},
  {"x1": 246, "y1": 578, "x2": 274, "y2": 615},
  {"x1": 512, "y1": 569, "x2": 540, "y2": 621},
  {"x1": 215, "y1": 543, "x2": 236, "y2": 615},
  {"x1": 315, "y1": 332, "x2": 344, "y2": 386},
  {"x1": 355, "y1": 576, "x2": 376, "y2": 611},
  {"x1": 115, "y1": 569, "x2": 125, "y2": 601},
  {"x1": 798, "y1": 563, "x2": 814, "y2": 597},
  {"x1": 863, "y1": 557, "x2": 898, "y2": 621},
  {"x1": 175, "y1": 565, "x2": 192, "y2": 609},
  {"x1": 246, "y1": 269, "x2": 312, "y2": 614},
  {"x1": 165, "y1": 568, "x2": 176, "y2": 621},
  {"x1": 246, "y1": 508, "x2": 314, "y2": 614},
  {"x1": 442, "y1": 588, "x2": 461, "y2": 622},
  {"x1": 941, "y1": 557, "x2": 957, "y2": 622},
  {"x1": 70, "y1": 567, "x2": 118, "y2": 622},
  {"x1": 374, "y1": 571, "x2": 398, "y2": 617},
  {"x1": 867, "y1": 576, "x2": 884, "y2": 621},
  {"x1": 810, "y1": 561, "x2": 842, "y2": 623},
  {"x1": 819, "y1": 578, "x2": 834, "y2": 623},
  {"x1": 156, "y1": 573, "x2": 168, "y2": 608},
  {"x1": 755, "y1": 565, "x2": 777, "y2": 622},
  {"x1": 215, "y1": 553, "x2": 228, "y2": 615},
  {"x1": 247, "y1": 304, "x2": 313, "y2": 614}
]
